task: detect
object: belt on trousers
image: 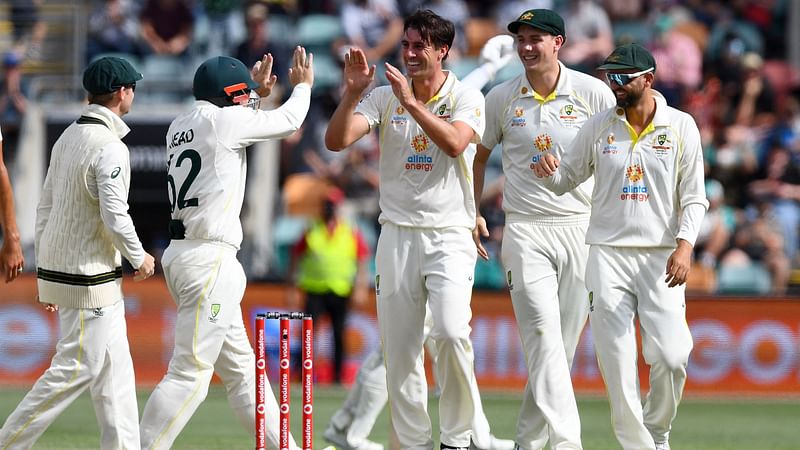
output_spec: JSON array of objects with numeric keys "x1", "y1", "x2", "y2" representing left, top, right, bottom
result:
[{"x1": 168, "y1": 219, "x2": 185, "y2": 240}]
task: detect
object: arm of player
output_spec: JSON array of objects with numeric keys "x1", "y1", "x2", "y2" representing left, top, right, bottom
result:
[
  {"x1": 94, "y1": 143, "x2": 150, "y2": 274},
  {"x1": 473, "y1": 144, "x2": 492, "y2": 261},
  {"x1": 0, "y1": 141, "x2": 23, "y2": 282},
  {"x1": 461, "y1": 35, "x2": 516, "y2": 90},
  {"x1": 535, "y1": 119, "x2": 597, "y2": 195},
  {"x1": 325, "y1": 48, "x2": 375, "y2": 151},
  {"x1": 666, "y1": 116, "x2": 709, "y2": 288},
  {"x1": 34, "y1": 160, "x2": 54, "y2": 265},
  {"x1": 384, "y1": 62, "x2": 477, "y2": 157}
]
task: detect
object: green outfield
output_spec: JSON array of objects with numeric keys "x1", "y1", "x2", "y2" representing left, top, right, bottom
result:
[{"x1": 0, "y1": 386, "x2": 797, "y2": 449}]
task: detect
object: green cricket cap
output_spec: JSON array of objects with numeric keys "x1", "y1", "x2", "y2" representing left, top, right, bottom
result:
[
  {"x1": 596, "y1": 43, "x2": 657, "y2": 72},
  {"x1": 83, "y1": 56, "x2": 143, "y2": 95},
  {"x1": 507, "y1": 9, "x2": 565, "y2": 39}
]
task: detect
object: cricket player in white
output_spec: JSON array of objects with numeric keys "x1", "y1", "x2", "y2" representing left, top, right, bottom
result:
[
  {"x1": 473, "y1": 10, "x2": 615, "y2": 450},
  {"x1": 139, "y1": 48, "x2": 314, "y2": 450},
  {"x1": 535, "y1": 44, "x2": 708, "y2": 450},
  {"x1": 0, "y1": 56, "x2": 155, "y2": 449},
  {"x1": 324, "y1": 34, "x2": 518, "y2": 450},
  {"x1": 325, "y1": 10, "x2": 484, "y2": 450}
]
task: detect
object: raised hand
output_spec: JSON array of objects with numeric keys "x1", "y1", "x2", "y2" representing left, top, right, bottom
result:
[
  {"x1": 384, "y1": 62, "x2": 414, "y2": 107},
  {"x1": 288, "y1": 46, "x2": 314, "y2": 87},
  {"x1": 251, "y1": 53, "x2": 278, "y2": 98},
  {"x1": 343, "y1": 48, "x2": 375, "y2": 95}
]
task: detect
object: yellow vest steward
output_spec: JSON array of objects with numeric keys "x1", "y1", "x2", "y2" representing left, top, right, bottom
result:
[{"x1": 298, "y1": 221, "x2": 358, "y2": 296}]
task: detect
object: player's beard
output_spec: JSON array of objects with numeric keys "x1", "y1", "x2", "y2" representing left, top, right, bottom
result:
[{"x1": 615, "y1": 84, "x2": 644, "y2": 108}]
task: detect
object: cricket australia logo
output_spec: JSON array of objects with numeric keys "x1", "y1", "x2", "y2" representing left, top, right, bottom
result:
[
  {"x1": 375, "y1": 274, "x2": 381, "y2": 296},
  {"x1": 507, "y1": 270, "x2": 514, "y2": 291},
  {"x1": 626, "y1": 164, "x2": 644, "y2": 183},
  {"x1": 209, "y1": 303, "x2": 221, "y2": 323},
  {"x1": 438, "y1": 104, "x2": 447, "y2": 115},
  {"x1": 652, "y1": 133, "x2": 672, "y2": 157},
  {"x1": 411, "y1": 134, "x2": 429, "y2": 153},
  {"x1": 589, "y1": 291, "x2": 594, "y2": 312},
  {"x1": 519, "y1": 11, "x2": 534, "y2": 21}
]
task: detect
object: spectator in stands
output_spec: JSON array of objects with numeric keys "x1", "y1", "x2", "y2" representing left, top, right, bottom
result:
[
  {"x1": 730, "y1": 52, "x2": 777, "y2": 128},
  {"x1": 694, "y1": 179, "x2": 733, "y2": 270},
  {"x1": 719, "y1": 199, "x2": 790, "y2": 295},
  {"x1": 340, "y1": 0, "x2": 404, "y2": 65},
  {"x1": 0, "y1": 52, "x2": 28, "y2": 165},
  {"x1": 649, "y1": 15, "x2": 702, "y2": 107},
  {"x1": 494, "y1": 0, "x2": 554, "y2": 33},
  {"x1": 10, "y1": 0, "x2": 47, "y2": 60},
  {"x1": 87, "y1": 0, "x2": 142, "y2": 62},
  {"x1": 558, "y1": 0, "x2": 614, "y2": 73},
  {"x1": 748, "y1": 143, "x2": 800, "y2": 269},
  {"x1": 139, "y1": 0, "x2": 194, "y2": 57},
  {"x1": 422, "y1": 0, "x2": 470, "y2": 58},
  {"x1": 234, "y1": 3, "x2": 290, "y2": 88},
  {"x1": 200, "y1": 0, "x2": 245, "y2": 58}
]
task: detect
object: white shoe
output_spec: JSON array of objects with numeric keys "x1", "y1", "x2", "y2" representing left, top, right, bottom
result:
[
  {"x1": 323, "y1": 423, "x2": 384, "y2": 450},
  {"x1": 470, "y1": 435, "x2": 515, "y2": 450},
  {"x1": 655, "y1": 442, "x2": 670, "y2": 450}
]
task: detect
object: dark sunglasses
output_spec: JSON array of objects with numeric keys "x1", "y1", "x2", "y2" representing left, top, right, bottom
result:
[
  {"x1": 605, "y1": 68, "x2": 654, "y2": 86},
  {"x1": 113, "y1": 83, "x2": 136, "y2": 92}
]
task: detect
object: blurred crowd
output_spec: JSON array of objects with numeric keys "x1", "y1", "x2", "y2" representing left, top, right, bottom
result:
[{"x1": 2, "y1": 0, "x2": 800, "y2": 295}]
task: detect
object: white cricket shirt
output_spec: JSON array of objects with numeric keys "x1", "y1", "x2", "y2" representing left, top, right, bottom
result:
[
  {"x1": 482, "y1": 62, "x2": 615, "y2": 217},
  {"x1": 355, "y1": 71, "x2": 485, "y2": 229},
  {"x1": 544, "y1": 92, "x2": 709, "y2": 247},
  {"x1": 166, "y1": 84, "x2": 311, "y2": 248}
]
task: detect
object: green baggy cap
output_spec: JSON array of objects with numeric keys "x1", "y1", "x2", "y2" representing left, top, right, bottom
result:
[
  {"x1": 507, "y1": 9, "x2": 565, "y2": 39},
  {"x1": 596, "y1": 43, "x2": 657, "y2": 72},
  {"x1": 83, "y1": 56, "x2": 143, "y2": 95}
]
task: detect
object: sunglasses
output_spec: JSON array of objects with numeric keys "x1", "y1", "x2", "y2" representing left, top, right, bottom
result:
[
  {"x1": 113, "y1": 83, "x2": 136, "y2": 92},
  {"x1": 605, "y1": 68, "x2": 654, "y2": 86}
]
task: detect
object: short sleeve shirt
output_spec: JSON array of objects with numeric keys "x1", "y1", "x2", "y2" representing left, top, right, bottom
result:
[
  {"x1": 356, "y1": 71, "x2": 485, "y2": 229},
  {"x1": 482, "y1": 63, "x2": 615, "y2": 217}
]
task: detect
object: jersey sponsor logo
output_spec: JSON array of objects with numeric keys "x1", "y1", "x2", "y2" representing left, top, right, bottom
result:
[
  {"x1": 511, "y1": 107, "x2": 526, "y2": 127},
  {"x1": 620, "y1": 184, "x2": 649, "y2": 202},
  {"x1": 391, "y1": 114, "x2": 408, "y2": 126},
  {"x1": 209, "y1": 303, "x2": 221, "y2": 323},
  {"x1": 411, "y1": 134, "x2": 429, "y2": 153},
  {"x1": 169, "y1": 129, "x2": 194, "y2": 149},
  {"x1": 558, "y1": 104, "x2": 578, "y2": 123},
  {"x1": 406, "y1": 154, "x2": 433, "y2": 171},
  {"x1": 534, "y1": 133, "x2": 553, "y2": 152},
  {"x1": 652, "y1": 133, "x2": 672, "y2": 157},
  {"x1": 603, "y1": 134, "x2": 619, "y2": 154},
  {"x1": 625, "y1": 163, "x2": 644, "y2": 183},
  {"x1": 110, "y1": 167, "x2": 121, "y2": 179}
]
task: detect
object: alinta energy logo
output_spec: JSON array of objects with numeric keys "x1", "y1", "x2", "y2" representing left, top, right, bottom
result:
[
  {"x1": 529, "y1": 133, "x2": 553, "y2": 168},
  {"x1": 407, "y1": 134, "x2": 433, "y2": 172},
  {"x1": 621, "y1": 163, "x2": 649, "y2": 202},
  {"x1": 391, "y1": 105, "x2": 408, "y2": 125}
]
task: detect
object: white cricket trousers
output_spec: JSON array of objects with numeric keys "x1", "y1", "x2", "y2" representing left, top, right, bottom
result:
[
  {"x1": 375, "y1": 224, "x2": 477, "y2": 450},
  {"x1": 140, "y1": 240, "x2": 297, "y2": 450},
  {"x1": 586, "y1": 246, "x2": 693, "y2": 450},
  {"x1": 0, "y1": 300, "x2": 139, "y2": 450},
  {"x1": 501, "y1": 215, "x2": 588, "y2": 450},
  {"x1": 329, "y1": 309, "x2": 499, "y2": 449}
]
